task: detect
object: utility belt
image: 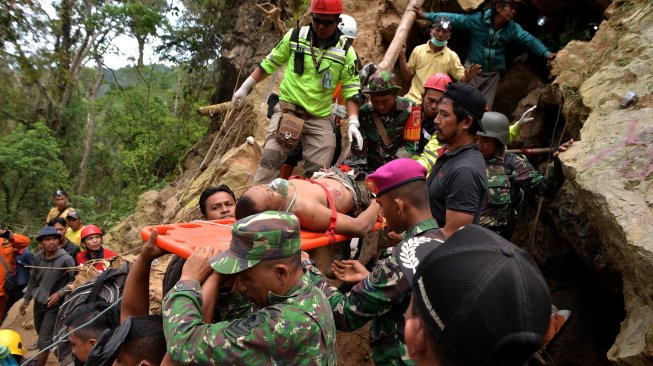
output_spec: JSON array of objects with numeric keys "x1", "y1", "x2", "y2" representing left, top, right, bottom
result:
[{"x1": 266, "y1": 95, "x2": 311, "y2": 149}]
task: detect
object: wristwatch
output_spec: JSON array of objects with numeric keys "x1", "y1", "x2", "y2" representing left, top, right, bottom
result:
[
  {"x1": 173, "y1": 279, "x2": 201, "y2": 295},
  {"x1": 301, "y1": 259, "x2": 315, "y2": 268}
]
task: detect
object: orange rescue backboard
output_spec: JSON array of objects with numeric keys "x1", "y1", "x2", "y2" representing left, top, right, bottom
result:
[{"x1": 141, "y1": 219, "x2": 383, "y2": 258}]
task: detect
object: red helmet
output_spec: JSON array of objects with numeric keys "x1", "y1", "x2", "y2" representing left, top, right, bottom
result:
[
  {"x1": 423, "y1": 73, "x2": 452, "y2": 93},
  {"x1": 310, "y1": 0, "x2": 343, "y2": 14},
  {"x1": 81, "y1": 224, "x2": 103, "y2": 242}
]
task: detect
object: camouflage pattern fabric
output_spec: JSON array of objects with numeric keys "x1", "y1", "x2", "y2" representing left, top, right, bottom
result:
[
  {"x1": 480, "y1": 151, "x2": 559, "y2": 228},
  {"x1": 210, "y1": 211, "x2": 301, "y2": 274},
  {"x1": 362, "y1": 71, "x2": 402, "y2": 94},
  {"x1": 352, "y1": 96, "x2": 419, "y2": 170},
  {"x1": 309, "y1": 219, "x2": 444, "y2": 366},
  {"x1": 163, "y1": 271, "x2": 338, "y2": 365}
]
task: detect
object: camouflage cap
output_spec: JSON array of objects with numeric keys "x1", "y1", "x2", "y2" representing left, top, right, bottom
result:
[
  {"x1": 362, "y1": 70, "x2": 402, "y2": 94},
  {"x1": 210, "y1": 211, "x2": 301, "y2": 274}
]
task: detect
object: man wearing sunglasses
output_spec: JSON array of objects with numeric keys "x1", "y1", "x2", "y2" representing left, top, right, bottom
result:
[
  {"x1": 414, "y1": 0, "x2": 556, "y2": 110},
  {"x1": 232, "y1": 0, "x2": 363, "y2": 186}
]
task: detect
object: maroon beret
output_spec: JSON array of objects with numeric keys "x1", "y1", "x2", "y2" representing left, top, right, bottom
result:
[{"x1": 365, "y1": 158, "x2": 427, "y2": 196}]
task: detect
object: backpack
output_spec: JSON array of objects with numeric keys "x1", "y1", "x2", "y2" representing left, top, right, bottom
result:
[{"x1": 53, "y1": 262, "x2": 130, "y2": 365}]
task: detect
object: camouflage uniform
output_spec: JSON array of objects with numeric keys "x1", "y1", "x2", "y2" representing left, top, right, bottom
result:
[
  {"x1": 308, "y1": 219, "x2": 445, "y2": 366},
  {"x1": 480, "y1": 150, "x2": 561, "y2": 232},
  {"x1": 163, "y1": 211, "x2": 338, "y2": 365},
  {"x1": 352, "y1": 71, "x2": 419, "y2": 170}
]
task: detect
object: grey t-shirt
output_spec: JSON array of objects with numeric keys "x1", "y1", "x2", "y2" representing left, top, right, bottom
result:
[{"x1": 426, "y1": 143, "x2": 488, "y2": 227}]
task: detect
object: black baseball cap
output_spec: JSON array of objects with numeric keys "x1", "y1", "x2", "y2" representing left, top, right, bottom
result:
[
  {"x1": 66, "y1": 211, "x2": 81, "y2": 220},
  {"x1": 406, "y1": 225, "x2": 551, "y2": 366},
  {"x1": 53, "y1": 189, "x2": 68, "y2": 197},
  {"x1": 442, "y1": 83, "x2": 487, "y2": 132}
]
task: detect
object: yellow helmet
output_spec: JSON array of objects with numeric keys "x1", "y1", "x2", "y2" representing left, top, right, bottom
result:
[{"x1": 0, "y1": 329, "x2": 23, "y2": 356}]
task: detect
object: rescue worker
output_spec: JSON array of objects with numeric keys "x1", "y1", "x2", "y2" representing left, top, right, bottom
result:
[
  {"x1": 415, "y1": 73, "x2": 451, "y2": 158},
  {"x1": 351, "y1": 71, "x2": 420, "y2": 171},
  {"x1": 163, "y1": 211, "x2": 338, "y2": 364},
  {"x1": 476, "y1": 111, "x2": 573, "y2": 239},
  {"x1": 162, "y1": 185, "x2": 238, "y2": 297},
  {"x1": 232, "y1": 0, "x2": 362, "y2": 185},
  {"x1": 306, "y1": 158, "x2": 446, "y2": 365},
  {"x1": 279, "y1": 13, "x2": 362, "y2": 179},
  {"x1": 76, "y1": 225, "x2": 118, "y2": 272},
  {"x1": 45, "y1": 189, "x2": 74, "y2": 224},
  {"x1": 20, "y1": 226, "x2": 75, "y2": 366},
  {"x1": 426, "y1": 83, "x2": 487, "y2": 238},
  {"x1": 399, "y1": 16, "x2": 480, "y2": 104},
  {"x1": 0, "y1": 224, "x2": 30, "y2": 322},
  {"x1": 65, "y1": 211, "x2": 84, "y2": 247},
  {"x1": 415, "y1": 0, "x2": 556, "y2": 110}
]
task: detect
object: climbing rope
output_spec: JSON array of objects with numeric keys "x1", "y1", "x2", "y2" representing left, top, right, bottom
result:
[{"x1": 529, "y1": 103, "x2": 566, "y2": 252}]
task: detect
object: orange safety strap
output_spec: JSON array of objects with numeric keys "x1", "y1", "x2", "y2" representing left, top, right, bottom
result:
[{"x1": 290, "y1": 176, "x2": 338, "y2": 244}]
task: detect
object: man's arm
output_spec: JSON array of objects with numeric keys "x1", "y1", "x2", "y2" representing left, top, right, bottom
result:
[
  {"x1": 121, "y1": 230, "x2": 170, "y2": 322},
  {"x1": 413, "y1": 137, "x2": 443, "y2": 174},
  {"x1": 7, "y1": 231, "x2": 30, "y2": 248},
  {"x1": 297, "y1": 199, "x2": 380, "y2": 237},
  {"x1": 398, "y1": 45, "x2": 414, "y2": 81},
  {"x1": 442, "y1": 210, "x2": 475, "y2": 238},
  {"x1": 307, "y1": 250, "x2": 410, "y2": 332},
  {"x1": 21, "y1": 259, "x2": 39, "y2": 303},
  {"x1": 442, "y1": 167, "x2": 487, "y2": 236},
  {"x1": 512, "y1": 23, "x2": 553, "y2": 59},
  {"x1": 232, "y1": 28, "x2": 293, "y2": 107}
]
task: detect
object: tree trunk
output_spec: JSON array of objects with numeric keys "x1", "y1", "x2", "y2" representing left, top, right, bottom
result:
[
  {"x1": 78, "y1": 59, "x2": 104, "y2": 196},
  {"x1": 378, "y1": 0, "x2": 425, "y2": 72},
  {"x1": 137, "y1": 35, "x2": 145, "y2": 67}
]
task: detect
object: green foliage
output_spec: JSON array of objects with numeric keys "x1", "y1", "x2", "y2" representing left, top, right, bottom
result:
[
  {"x1": 83, "y1": 65, "x2": 205, "y2": 227},
  {"x1": 0, "y1": 0, "x2": 228, "y2": 231},
  {"x1": 0, "y1": 123, "x2": 69, "y2": 231}
]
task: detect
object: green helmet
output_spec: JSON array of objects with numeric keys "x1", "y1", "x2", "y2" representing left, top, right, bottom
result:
[
  {"x1": 362, "y1": 70, "x2": 401, "y2": 94},
  {"x1": 477, "y1": 112, "x2": 510, "y2": 145}
]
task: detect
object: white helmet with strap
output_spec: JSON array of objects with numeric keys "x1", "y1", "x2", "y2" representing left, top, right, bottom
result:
[{"x1": 338, "y1": 14, "x2": 357, "y2": 39}]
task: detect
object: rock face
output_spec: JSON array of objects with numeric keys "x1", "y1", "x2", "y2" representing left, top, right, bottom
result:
[{"x1": 551, "y1": 1, "x2": 653, "y2": 364}]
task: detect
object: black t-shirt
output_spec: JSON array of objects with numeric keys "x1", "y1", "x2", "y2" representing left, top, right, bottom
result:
[{"x1": 426, "y1": 143, "x2": 488, "y2": 227}]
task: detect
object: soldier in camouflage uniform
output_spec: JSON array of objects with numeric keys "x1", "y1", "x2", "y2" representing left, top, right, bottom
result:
[
  {"x1": 163, "y1": 211, "x2": 338, "y2": 365},
  {"x1": 305, "y1": 159, "x2": 445, "y2": 365},
  {"x1": 351, "y1": 71, "x2": 419, "y2": 170},
  {"x1": 476, "y1": 111, "x2": 573, "y2": 239}
]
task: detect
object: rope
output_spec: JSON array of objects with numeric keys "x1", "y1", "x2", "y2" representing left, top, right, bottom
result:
[
  {"x1": 529, "y1": 104, "x2": 565, "y2": 252},
  {"x1": 20, "y1": 296, "x2": 123, "y2": 366},
  {"x1": 24, "y1": 244, "x2": 146, "y2": 271}
]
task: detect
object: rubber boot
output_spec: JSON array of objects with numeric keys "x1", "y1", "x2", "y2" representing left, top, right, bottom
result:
[{"x1": 280, "y1": 164, "x2": 295, "y2": 179}]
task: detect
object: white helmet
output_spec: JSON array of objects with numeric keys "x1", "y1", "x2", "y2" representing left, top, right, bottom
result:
[{"x1": 338, "y1": 14, "x2": 357, "y2": 39}]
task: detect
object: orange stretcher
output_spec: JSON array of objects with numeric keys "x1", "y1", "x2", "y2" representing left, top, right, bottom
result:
[{"x1": 141, "y1": 219, "x2": 384, "y2": 259}]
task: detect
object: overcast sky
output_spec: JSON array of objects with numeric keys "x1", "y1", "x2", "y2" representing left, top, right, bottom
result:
[{"x1": 40, "y1": 1, "x2": 181, "y2": 69}]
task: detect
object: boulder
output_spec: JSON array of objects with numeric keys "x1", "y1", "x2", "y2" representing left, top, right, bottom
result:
[{"x1": 552, "y1": 0, "x2": 653, "y2": 363}]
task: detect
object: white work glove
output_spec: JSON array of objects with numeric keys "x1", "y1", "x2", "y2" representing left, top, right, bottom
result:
[
  {"x1": 332, "y1": 103, "x2": 348, "y2": 119},
  {"x1": 231, "y1": 76, "x2": 257, "y2": 108},
  {"x1": 348, "y1": 116, "x2": 363, "y2": 150},
  {"x1": 516, "y1": 105, "x2": 537, "y2": 127}
]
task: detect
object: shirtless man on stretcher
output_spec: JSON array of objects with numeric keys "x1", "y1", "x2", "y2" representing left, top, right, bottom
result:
[{"x1": 236, "y1": 168, "x2": 381, "y2": 238}]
